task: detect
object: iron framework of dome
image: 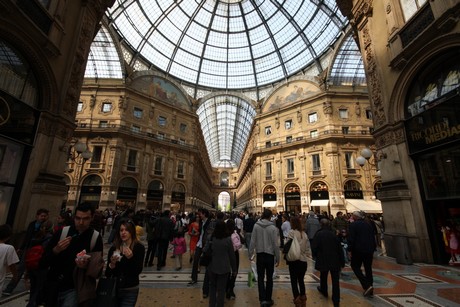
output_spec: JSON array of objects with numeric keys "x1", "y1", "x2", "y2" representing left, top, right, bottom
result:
[{"x1": 106, "y1": 0, "x2": 347, "y2": 91}]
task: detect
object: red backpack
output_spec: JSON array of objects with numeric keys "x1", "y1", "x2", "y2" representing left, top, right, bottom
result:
[{"x1": 25, "y1": 244, "x2": 45, "y2": 271}]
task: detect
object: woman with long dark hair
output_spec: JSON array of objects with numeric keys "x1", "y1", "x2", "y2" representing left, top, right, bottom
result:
[
  {"x1": 207, "y1": 220, "x2": 236, "y2": 307},
  {"x1": 106, "y1": 219, "x2": 145, "y2": 307},
  {"x1": 285, "y1": 216, "x2": 309, "y2": 307}
]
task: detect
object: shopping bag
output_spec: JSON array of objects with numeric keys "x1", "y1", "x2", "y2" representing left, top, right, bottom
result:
[
  {"x1": 247, "y1": 271, "x2": 255, "y2": 288},
  {"x1": 93, "y1": 277, "x2": 118, "y2": 307},
  {"x1": 250, "y1": 260, "x2": 258, "y2": 282}
]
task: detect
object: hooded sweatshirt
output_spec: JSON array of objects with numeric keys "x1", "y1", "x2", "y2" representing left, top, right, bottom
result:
[{"x1": 249, "y1": 219, "x2": 280, "y2": 263}]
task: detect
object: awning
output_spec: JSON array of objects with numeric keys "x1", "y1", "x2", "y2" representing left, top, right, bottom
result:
[
  {"x1": 310, "y1": 199, "x2": 330, "y2": 207},
  {"x1": 262, "y1": 201, "x2": 277, "y2": 207},
  {"x1": 346, "y1": 199, "x2": 382, "y2": 213}
]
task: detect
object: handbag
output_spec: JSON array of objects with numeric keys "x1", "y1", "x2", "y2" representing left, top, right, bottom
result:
[
  {"x1": 93, "y1": 277, "x2": 118, "y2": 307},
  {"x1": 286, "y1": 234, "x2": 301, "y2": 262}
]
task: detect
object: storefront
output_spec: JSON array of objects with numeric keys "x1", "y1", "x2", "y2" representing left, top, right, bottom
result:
[{"x1": 405, "y1": 50, "x2": 460, "y2": 264}]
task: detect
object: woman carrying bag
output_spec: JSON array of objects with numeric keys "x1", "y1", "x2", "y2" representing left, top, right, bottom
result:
[
  {"x1": 105, "y1": 219, "x2": 145, "y2": 307},
  {"x1": 284, "y1": 217, "x2": 309, "y2": 307}
]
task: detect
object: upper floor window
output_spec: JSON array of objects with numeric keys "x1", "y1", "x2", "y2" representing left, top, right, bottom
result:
[
  {"x1": 365, "y1": 109, "x2": 373, "y2": 120},
  {"x1": 180, "y1": 123, "x2": 187, "y2": 133},
  {"x1": 286, "y1": 136, "x2": 292, "y2": 143},
  {"x1": 157, "y1": 132, "x2": 165, "y2": 140},
  {"x1": 158, "y1": 116, "x2": 167, "y2": 127},
  {"x1": 99, "y1": 121, "x2": 108, "y2": 128},
  {"x1": 266, "y1": 162, "x2": 272, "y2": 178},
  {"x1": 339, "y1": 109, "x2": 348, "y2": 119},
  {"x1": 77, "y1": 102, "x2": 83, "y2": 112},
  {"x1": 178, "y1": 138, "x2": 185, "y2": 145},
  {"x1": 154, "y1": 156, "x2": 164, "y2": 175},
  {"x1": 342, "y1": 126, "x2": 349, "y2": 134},
  {"x1": 308, "y1": 112, "x2": 318, "y2": 123},
  {"x1": 400, "y1": 0, "x2": 428, "y2": 21},
  {"x1": 286, "y1": 158, "x2": 295, "y2": 174},
  {"x1": 177, "y1": 161, "x2": 185, "y2": 179},
  {"x1": 127, "y1": 150, "x2": 137, "y2": 172},
  {"x1": 102, "y1": 102, "x2": 112, "y2": 113},
  {"x1": 265, "y1": 126, "x2": 272, "y2": 135},
  {"x1": 90, "y1": 146, "x2": 102, "y2": 168},
  {"x1": 132, "y1": 125, "x2": 141, "y2": 133},
  {"x1": 133, "y1": 107, "x2": 143, "y2": 119},
  {"x1": 310, "y1": 130, "x2": 318, "y2": 138},
  {"x1": 312, "y1": 154, "x2": 321, "y2": 172},
  {"x1": 345, "y1": 152, "x2": 355, "y2": 169},
  {"x1": 285, "y1": 119, "x2": 292, "y2": 130}
]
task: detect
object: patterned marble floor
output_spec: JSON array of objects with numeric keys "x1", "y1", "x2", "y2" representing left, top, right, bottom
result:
[{"x1": 2, "y1": 243, "x2": 460, "y2": 306}]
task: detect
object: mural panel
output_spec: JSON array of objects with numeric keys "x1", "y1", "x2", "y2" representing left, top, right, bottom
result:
[
  {"x1": 263, "y1": 81, "x2": 320, "y2": 112},
  {"x1": 130, "y1": 76, "x2": 190, "y2": 111}
]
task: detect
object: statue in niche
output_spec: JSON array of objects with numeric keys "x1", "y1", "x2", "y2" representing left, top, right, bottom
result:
[
  {"x1": 275, "y1": 117, "x2": 280, "y2": 129},
  {"x1": 323, "y1": 101, "x2": 332, "y2": 115},
  {"x1": 355, "y1": 101, "x2": 361, "y2": 116},
  {"x1": 90, "y1": 95, "x2": 96, "y2": 108},
  {"x1": 118, "y1": 95, "x2": 128, "y2": 111},
  {"x1": 297, "y1": 110, "x2": 302, "y2": 123}
]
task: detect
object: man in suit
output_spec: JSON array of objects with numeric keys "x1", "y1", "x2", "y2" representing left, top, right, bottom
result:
[
  {"x1": 348, "y1": 211, "x2": 377, "y2": 297},
  {"x1": 188, "y1": 208, "x2": 211, "y2": 286}
]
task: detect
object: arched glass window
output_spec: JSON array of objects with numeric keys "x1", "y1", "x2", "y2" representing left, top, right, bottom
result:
[
  {"x1": 344, "y1": 180, "x2": 362, "y2": 191},
  {"x1": 0, "y1": 40, "x2": 38, "y2": 106}
]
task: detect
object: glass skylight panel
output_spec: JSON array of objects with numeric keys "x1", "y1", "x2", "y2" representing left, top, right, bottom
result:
[
  {"x1": 178, "y1": 36, "x2": 203, "y2": 57},
  {"x1": 228, "y1": 32, "x2": 249, "y2": 48},
  {"x1": 116, "y1": 14, "x2": 143, "y2": 49},
  {"x1": 167, "y1": 8, "x2": 189, "y2": 30},
  {"x1": 203, "y1": 45, "x2": 227, "y2": 62},
  {"x1": 125, "y1": 2, "x2": 150, "y2": 33},
  {"x1": 139, "y1": 0, "x2": 161, "y2": 20},
  {"x1": 158, "y1": 19, "x2": 182, "y2": 44},
  {"x1": 274, "y1": 25, "x2": 299, "y2": 48},
  {"x1": 187, "y1": 23, "x2": 207, "y2": 42},
  {"x1": 228, "y1": 61, "x2": 252, "y2": 75},
  {"x1": 243, "y1": 10, "x2": 262, "y2": 29}
]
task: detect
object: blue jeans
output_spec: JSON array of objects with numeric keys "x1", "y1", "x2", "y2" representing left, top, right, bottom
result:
[
  {"x1": 256, "y1": 253, "x2": 275, "y2": 303},
  {"x1": 57, "y1": 289, "x2": 77, "y2": 307},
  {"x1": 117, "y1": 288, "x2": 139, "y2": 307}
]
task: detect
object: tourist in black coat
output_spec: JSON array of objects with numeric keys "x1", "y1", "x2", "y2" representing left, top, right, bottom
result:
[{"x1": 312, "y1": 218, "x2": 345, "y2": 307}]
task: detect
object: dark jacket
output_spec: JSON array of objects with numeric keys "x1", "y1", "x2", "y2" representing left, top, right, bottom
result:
[
  {"x1": 208, "y1": 237, "x2": 236, "y2": 275},
  {"x1": 311, "y1": 227, "x2": 344, "y2": 271},
  {"x1": 348, "y1": 219, "x2": 377, "y2": 254},
  {"x1": 42, "y1": 226, "x2": 103, "y2": 292},
  {"x1": 105, "y1": 242, "x2": 145, "y2": 289},
  {"x1": 243, "y1": 217, "x2": 256, "y2": 233},
  {"x1": 21, "y1": 220, "x2": 41, "y2": 251},
  {"x1": 153, "y1": 216, "x2": 174, "y2": 241}
]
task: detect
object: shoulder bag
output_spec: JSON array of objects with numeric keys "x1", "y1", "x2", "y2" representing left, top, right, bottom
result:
[{"x1": 286, "y1": 233, "x2": 301, "y2": 262}]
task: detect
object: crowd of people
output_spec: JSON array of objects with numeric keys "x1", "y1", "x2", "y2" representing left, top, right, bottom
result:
[{"x1": 0, "y1": 205, "x2": 384, "y2": 307}]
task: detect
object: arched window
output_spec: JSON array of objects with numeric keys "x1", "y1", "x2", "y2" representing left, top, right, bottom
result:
[{"x1": 344, "y1": 180, "x2": 362, "y2": 191}]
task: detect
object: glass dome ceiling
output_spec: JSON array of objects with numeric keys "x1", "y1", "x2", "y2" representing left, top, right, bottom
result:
[{"x1": 106, "y1": 0, "x2": 347, "y2": 90}]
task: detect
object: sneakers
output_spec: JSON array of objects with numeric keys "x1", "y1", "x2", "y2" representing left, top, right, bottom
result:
[{"x1": 363, "y1": 286, "x2": 374, "y2": 297}]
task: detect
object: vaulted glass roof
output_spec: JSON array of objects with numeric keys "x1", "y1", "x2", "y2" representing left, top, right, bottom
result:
[
  {"x1": 106, "y1": 0, "x2": 347, "y2": 90},
  {"x1": 329, "y1": 35, "x2": 366, "y2": 86},
  {"x1": 197, "y1": 96, "x2": 256, "y2": 168}
]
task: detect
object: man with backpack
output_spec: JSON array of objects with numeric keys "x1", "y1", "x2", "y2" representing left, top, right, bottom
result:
[{"x1": 41, "y1": 203, "x2": 103, "y2": 306}]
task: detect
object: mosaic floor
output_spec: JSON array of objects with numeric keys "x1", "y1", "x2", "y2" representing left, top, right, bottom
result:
[{"x1": 2, "y1": 241, "x2": 460, "y2": 306}]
